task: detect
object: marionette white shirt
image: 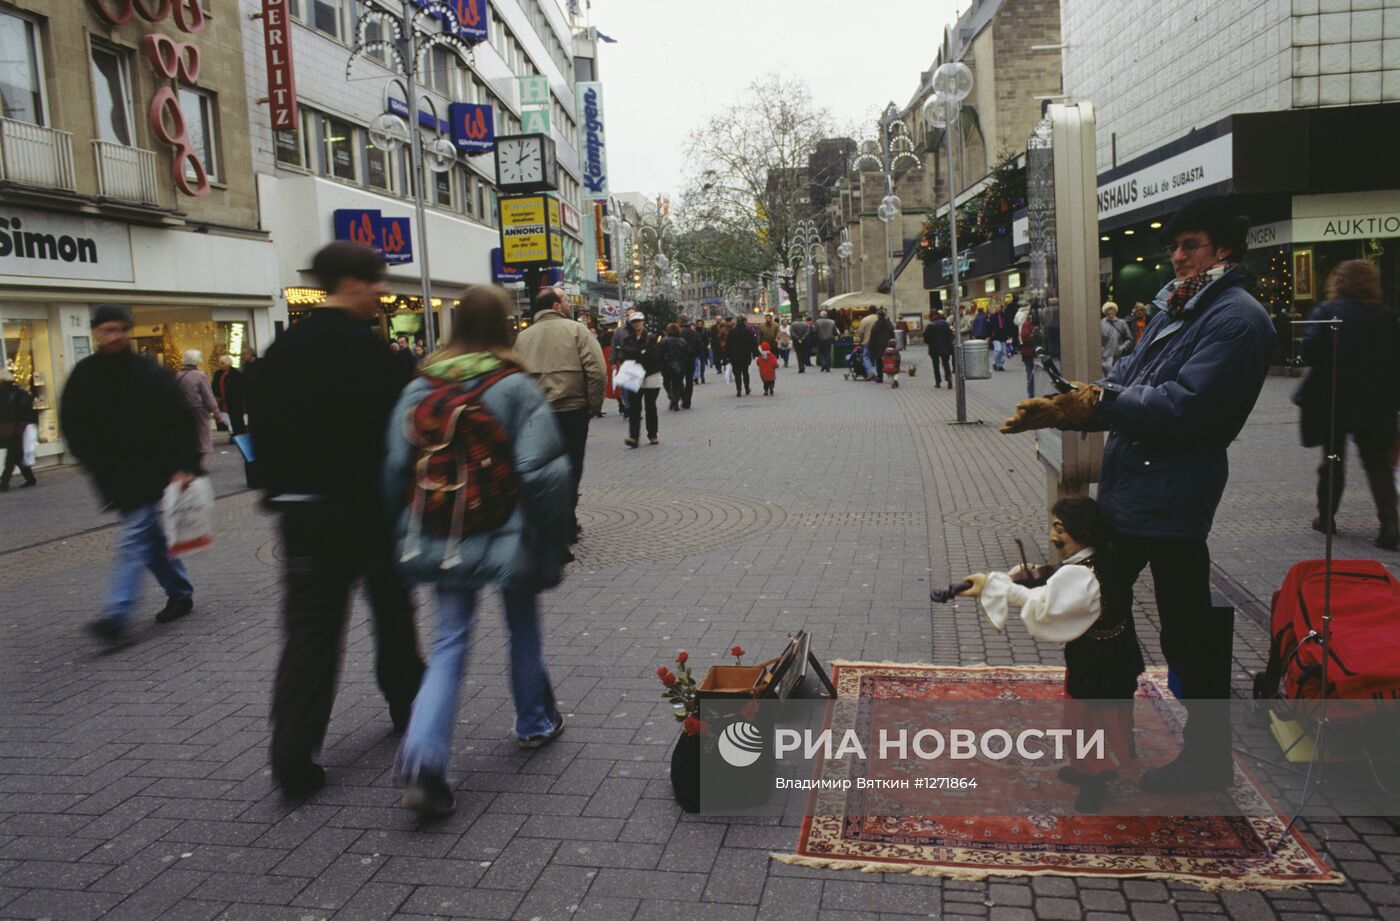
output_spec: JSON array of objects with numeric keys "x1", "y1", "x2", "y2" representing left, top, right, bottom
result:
[{"x1": 977, "y1": 547, "x2": 1103, "y2": 644}]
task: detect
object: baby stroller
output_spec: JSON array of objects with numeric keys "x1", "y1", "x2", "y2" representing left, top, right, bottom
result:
[{"x1": 843, "y1": 344, "x2": 869, "y2": 381}]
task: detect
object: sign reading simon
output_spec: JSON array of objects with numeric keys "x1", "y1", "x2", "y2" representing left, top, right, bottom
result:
[{"x1": 0, "y1": 208, "x2": 134, "y2": 282}]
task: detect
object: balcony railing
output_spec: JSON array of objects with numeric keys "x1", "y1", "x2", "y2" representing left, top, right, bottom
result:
[
  {"x1": 92, "y1": 140, "x2": 160, "y2": 205},
  {"x1": 0, "y1": 118, "x2": 76, "y2": 192}
]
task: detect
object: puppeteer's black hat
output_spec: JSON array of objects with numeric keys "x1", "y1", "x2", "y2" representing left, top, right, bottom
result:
[{"x1": 90, "y1": 303, "x2": 133, "y2": 328}]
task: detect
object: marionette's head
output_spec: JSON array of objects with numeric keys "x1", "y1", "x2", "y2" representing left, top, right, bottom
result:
[{"x1": 1049, "y1": 496, "x2": 1111, "y2": 559}]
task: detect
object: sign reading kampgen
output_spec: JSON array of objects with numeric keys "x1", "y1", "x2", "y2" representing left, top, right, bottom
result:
[{"x1": 576, "y1": 82, "x2": 608, "y2": 199}]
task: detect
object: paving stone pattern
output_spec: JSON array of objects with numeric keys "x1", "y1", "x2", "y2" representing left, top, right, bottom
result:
[{"x1": 1, "y1": 355, "x2": 1397, "y2": 920}]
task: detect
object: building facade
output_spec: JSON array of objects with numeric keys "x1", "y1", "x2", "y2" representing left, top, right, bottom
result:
[
  {"x1": 1, "y1": 0, "x2": 278, "y2": 465},
  {"x1": 240, "y1": 0, "x2": 592, "y2": 338},
  {"x1": 1062, "y1": 0, "x2": 1400, "y2": 338}
]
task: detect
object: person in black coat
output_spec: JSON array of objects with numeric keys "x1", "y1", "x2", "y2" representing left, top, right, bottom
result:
[
  {"x1": 926, "y1": 310, "x2": 955, "y2": 388},
  {"x1": 659, "y1": 322, "x2": 693, "y2": 412},
  {"x1": 211, "y1": 355, "x2": 246, "y2": 438},
  {"x1": 867, "y1": 309, "x2": 895, "y2": 383},
  {"x1": 725, "y1": 316, "x2": 759, "y2": 396},
  {"x1": 619, "y1": 312, "x2": 664, "y2": 445},
  {"x1": 60, "y1": 303, "x2": 201, "y2": 643},
  {"x1": 0, "y1": 369, "x2": 38, "y2": 489},
  {"x1": 1294, "y1": 259, "x2": 1400, "y2": 549}
]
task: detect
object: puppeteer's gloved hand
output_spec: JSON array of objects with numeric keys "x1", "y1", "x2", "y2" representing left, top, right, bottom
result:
[{"x1": 1000, "y1": 383, "x2": 1099, "y2": 433}]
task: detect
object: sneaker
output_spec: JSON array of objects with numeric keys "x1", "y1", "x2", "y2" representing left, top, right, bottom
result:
[
  {"x1": 403, "y1": 771, "x2": 456, "y2": 817},
  {"x1": 154, "y1": 596, "x2": 193, "y2": 624},
  {"x1": 648, "y1": 437, "x2": 659, "y2": 446},
  {"x1": 87, "y1": 617, "x2": 127, "y2": 646},
  {"x1": 624, "y1": 437, "x2": 638, "y2": 448},
  {"x1": 518, "y1": 715, "x2": 565, "y2": 750}
]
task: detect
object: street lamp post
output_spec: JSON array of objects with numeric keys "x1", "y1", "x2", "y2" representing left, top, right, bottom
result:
[
  {"x1": 788, "y1": 219, "x2": 824, "y2": 322},
  {"x1": 856, "y1": 119, "x2": 919, "y2": 326},
  {"x1": 837, "y1": 231, "x2": 853, "y2": 295},
  {"x1": 347, "y1": 0, "x2": 475, "y2": 351},
  {"x1": 925, "y1": 61, "x2": 975, "y2": 423}
]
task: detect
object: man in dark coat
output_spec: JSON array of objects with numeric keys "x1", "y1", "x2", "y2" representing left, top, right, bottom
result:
[
  {"x1": 676, "y1": 315, "x2": 700, "y2": 408},
  {"x1": 212, "y1": 355, "x2": 246, "y2": 438},
  {"x1": 726, "y1": 315, "x2": 759, "y2": 397},
  {"x1": 61, "y1": 304, "x2": 200, "y2": 644},
  {"x1": 253, "y1": 242, "x2": 425, "y2": 797},
  {"x1": 790, "y1": 316, "x2": 811, "y2": 373},
  {"x1": 0, "y1": 369, "x2": 38, "y2": 489},
  {"x1": 867, "y1": 309, "x2": 895, "y2": 383},
  {"x1": 925, "y1": 310, "x2": 955, "y2": 388},
  {"x1": 814, "y1": 310, "x2": 837, "y2": 372},
  {"x1": 1002, "y1": 196, "x2": 1275, "y2": 795}
]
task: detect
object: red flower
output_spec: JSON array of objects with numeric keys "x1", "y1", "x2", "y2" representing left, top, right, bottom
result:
[
  {"x1": 656, "y1": 666, "x2": 669, "y2": 678},
  {"x1": 661, "y1": 672, "x2": 677, "y2": 689},
  {"x1": 676, "y1": 651, "x2": 688, "y2": 665},
  {"x1": 730, "y1": 645, "x2": 745, "y2": 658},
  {"x1": 740, "y1": 699, "x2": 760, "y2": 721},
  {"x1": 682, "y1": 715, "x2": 703, "y2": 735}
]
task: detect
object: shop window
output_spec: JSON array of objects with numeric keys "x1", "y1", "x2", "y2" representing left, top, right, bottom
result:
[
  {"x1": 90, "y1": 42, "x2": 135, "y2": 146},
  {"x1": 984, "y1": 279, "x2": 997, "y2": 294},
  {"x1": 1, "y1": 319, "x2": 56, "y2": 445},
  {"x1": 432, "y1": 164, "x2": 453, "y2": 209},
  {"x1": 365, "y1": 130, "x2": 393, "y2": 191},
  {"x1": 0, "y1": 10, "x2": 45, "y2": 125},
  {"x1": 1007, "y1": 271, "x2": 1022, "y2": 289},
  {"x1": 310, "y1": 0, "x2": 346, "y2": 41},
  {"x1": 318, "y1": 113, "x2": 357, "y2": 182},
  {"x1": 275, "y1": 115, "x2": 306, "y2": 168},
  {"x1": 178, "y1": 87, "x2": 220, "y2": 182}
]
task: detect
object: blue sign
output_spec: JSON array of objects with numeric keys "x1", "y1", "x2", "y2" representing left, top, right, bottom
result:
[
  {"x1": 387, "y1": 98, "x2": 448, "y2": 133},
  {"x1": 333, "y1": 208, "x2": 381, "y2": 248},
  {"x1": 410, "y1": 0, "x2": 488, "y2": 44},
  {"x1": 380, "y1": 217, "x2": 413, "y2": 265},
  {"x1": 333, "y1": 209, "x2": 413, "y2": 265},
  {"x1": 448, "y1": 102, "x2": 495, "y2": 153},
  {"x1": 492, "y1": 247, "x2": 525, "y2": 283},
  {"x1": 576, "y1": 82, "x2": 607, "y2": 198}
]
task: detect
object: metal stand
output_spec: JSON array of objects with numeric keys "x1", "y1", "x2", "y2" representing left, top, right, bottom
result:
[{"x1": 1271, "y1": 317, "x2": 1343, "y2": 851}]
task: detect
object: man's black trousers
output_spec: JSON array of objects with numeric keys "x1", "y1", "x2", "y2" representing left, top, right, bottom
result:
[
  {"x1": 270, "y1": 503, "x2": 424, "y2": 777},
  {"x1": 554, "y1": 408, "x2": 589, "y2": 535}
]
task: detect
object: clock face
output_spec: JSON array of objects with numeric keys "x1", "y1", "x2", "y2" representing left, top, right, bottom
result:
[{"x1": 498, "y1": 138, "x2": 544, "y2": 186}]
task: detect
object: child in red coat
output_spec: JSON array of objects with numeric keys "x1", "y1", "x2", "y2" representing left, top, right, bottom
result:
[{"x1": 755, "y1": 342, "x2": 779, "y2": 395}]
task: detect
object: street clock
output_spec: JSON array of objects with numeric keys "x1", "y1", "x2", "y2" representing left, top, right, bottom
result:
[{"x1": 494, "y1": 133, "x2": 557, "y2": 192}]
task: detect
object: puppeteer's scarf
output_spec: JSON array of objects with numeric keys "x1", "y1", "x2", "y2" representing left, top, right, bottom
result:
[{"x1": 1166, "y1": 263, "x2": 1237, "y2": 317}]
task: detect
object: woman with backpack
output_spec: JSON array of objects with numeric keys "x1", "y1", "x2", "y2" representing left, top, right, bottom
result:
[{"x1": 383, "y1": 284, "x2": 572, "y2": 816}]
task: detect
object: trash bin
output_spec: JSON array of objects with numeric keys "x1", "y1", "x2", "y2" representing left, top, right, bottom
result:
[{"x1": 960, "y1": 340, "x2": 991, "y2": 380}]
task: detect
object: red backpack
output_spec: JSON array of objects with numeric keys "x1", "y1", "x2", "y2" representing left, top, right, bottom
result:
[{"x1": 400, "y1": 368, "x2": 519, "y2": 566}]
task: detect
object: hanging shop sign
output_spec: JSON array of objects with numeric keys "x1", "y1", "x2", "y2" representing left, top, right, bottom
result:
[
  {"x1": 0, "y1": 208, "x2": 134, "y2": 283},
  {"x1": 577, "y1": 82, "x2": 608, "y2": 199},
  {"x1": 261, "y1": 0, "x2": 298, "y2": 130},
  {"x1": 518, "y1": 75, "x2": 550, "y2": 106},
  {"x1": 87, "y1": 0, "x2": 212, "y2": 197},
  {"x1": 387, "y1": 98, "x2": 448, "y2": 133},
  {"x1": 410, "y1": 0, "x2": 488, "y2": 43},
  {"x1": 499, "y1": 194, "x2": 564, "y2": 268},
  {"x1": 491, "y1": 247, "x2": 525, "y2": 283},
  {"x1": 1096, "y1": 134, "x2": 1233, "y2": 222},
  {"x1": 560, "y1": 201, "x2": 581, "y2": 233},
  {"x1": 332, "y1": 209, "x2": 413, "y2": 265},
  {"x1": 448, "y1": 102, "x2": 495, "y2": 153},
  {"x1": 521, "y1": 108, "x2": 551, "y2": 135}
]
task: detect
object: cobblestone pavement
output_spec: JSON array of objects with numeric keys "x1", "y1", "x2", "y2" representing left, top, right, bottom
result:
[{"x1": 1, "y1": 352, "x2": 1398, "y2": 921}]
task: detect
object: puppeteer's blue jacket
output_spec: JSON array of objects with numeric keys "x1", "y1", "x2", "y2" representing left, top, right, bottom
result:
[
  {"x1": 1093, "y1": 266, "x2": 1275, "y2": 541},
  {"x1": 383, "y1": 358, "x2": 571, "y2": 590}
]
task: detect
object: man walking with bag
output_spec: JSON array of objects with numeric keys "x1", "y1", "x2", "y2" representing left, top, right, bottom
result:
[
  {"x1": 61, "y1": 304, "x2": 200, "y2": 645},
  {"x1": 516, "y1": 286, "x2": 605, "y2": 547},
  {"x1": 253, "y1": 242, "x2": 425, "y2": 798}
]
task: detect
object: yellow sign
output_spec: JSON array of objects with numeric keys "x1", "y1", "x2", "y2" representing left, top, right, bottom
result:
[{"x1": 499, "y1": 194, "x2": 564, "y2": 267}]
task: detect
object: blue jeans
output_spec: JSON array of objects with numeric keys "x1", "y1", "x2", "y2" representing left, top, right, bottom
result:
[
  {"x1": 694, "y1": 356, "x2": 706, "y2": 383},
  {"x1": 1023, "y1": 357, "x2": 1036, "y2": 397},
  {"x1": 992, "y1": 339, "x2": 1007, "y2": 370},
  {"x1": 103, "y1": 503, "x2": 192, "y2": 624},
  {"x1": 398, "y1": 585, "x2": 556, "y2": 778}
]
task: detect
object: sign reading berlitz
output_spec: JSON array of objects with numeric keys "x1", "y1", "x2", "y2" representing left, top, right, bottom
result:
[
  {"x1": 262, "y1": 0, "x2": 299, "y2": 130},
  {"x1": 577, "y1": 82, "x2": 608, "y2": 199}
]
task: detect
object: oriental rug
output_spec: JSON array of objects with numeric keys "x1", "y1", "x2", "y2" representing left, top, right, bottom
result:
[{"x1": 772, "y1": 662, "x2": 1343, "y2": 891}]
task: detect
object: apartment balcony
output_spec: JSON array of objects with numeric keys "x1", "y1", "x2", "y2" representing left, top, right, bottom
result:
[
  {"x1": 92, "y1": 140, "x2": 160, "y2": 206},
  {"x1": 0, "y1": 117, "x2": 76, "y2": 192}
]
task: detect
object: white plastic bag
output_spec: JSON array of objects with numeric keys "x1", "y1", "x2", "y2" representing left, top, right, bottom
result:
[
  {"x1": 20, "y1": 424, "x2": 37, "y2": 467},
  {"x1": 724, "y1": 364, "x2": 734, "y2": 385},
  {"x1": 615, "y1": 360, "x2": 645, "y2": 393},
  {"x1": 163, "y1": 476, "x2": 214, "y2": 557}
]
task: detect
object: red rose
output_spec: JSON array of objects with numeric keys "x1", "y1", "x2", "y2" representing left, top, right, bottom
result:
[
  {"x1": 676, "y1": 651, "x2": 688, "y2": 665},
  {"x1": 731, "y1": 645, "x2": 745, "y2": 658},
  {"x1": 661, "y1": 672, "x2": 677, "y2": 689},
  {"x1": 682, "y1": 715, "x2": 702, "y2": 735},
  {"x1": 657, "y1": 666, "x2": 669, "y2": 678}
]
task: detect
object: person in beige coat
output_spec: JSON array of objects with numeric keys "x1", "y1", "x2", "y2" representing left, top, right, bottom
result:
[
  {"x1": 515, "y1": 287, "x2": 606, "y2": 545},
  {"x1": 175, "y1": 349, "x2": 219, "y2": 469}
]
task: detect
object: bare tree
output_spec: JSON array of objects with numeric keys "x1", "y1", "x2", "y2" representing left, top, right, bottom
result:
[{"x1": 680, "y1": 74, "x2": 834, "y2": 309}]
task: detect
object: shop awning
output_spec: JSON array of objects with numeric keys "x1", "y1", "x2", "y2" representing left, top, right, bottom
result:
[{"x1": 820, "y1": 291, "x2": 892, "y2": 311}]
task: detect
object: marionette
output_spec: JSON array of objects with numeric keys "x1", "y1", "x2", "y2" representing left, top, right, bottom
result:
[{"x1": 942, "y1": 495, "x2": 1146, "y2": 813}]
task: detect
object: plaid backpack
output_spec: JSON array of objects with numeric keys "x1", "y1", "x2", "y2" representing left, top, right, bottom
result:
[{"x1": 400, "y1": 368, "x2": 520, "y2": 569}]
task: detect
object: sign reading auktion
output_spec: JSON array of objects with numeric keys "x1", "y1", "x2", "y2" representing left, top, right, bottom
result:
[{"x1": 499, "y1": 195, "x2": 563, "y2": 268}]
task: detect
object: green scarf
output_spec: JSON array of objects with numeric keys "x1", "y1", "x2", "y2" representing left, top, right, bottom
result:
[{"x1": 421, "y1": 352, "x2": 503, "y2": 381}]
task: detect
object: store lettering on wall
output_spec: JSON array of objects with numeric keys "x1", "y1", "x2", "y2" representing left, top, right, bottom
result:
[
  {"x1": 88, "y1": 0, "x2": 212, "y2": 197},
  {"x1": 1095, "y1": 134, "x2": 1233, "y2": 222},
  {"x1": 577, "y1": 82, "x2": 608, "y2": 198},
  {"x1": 0, "y1": 208, "x2": 135, "y2": 282},
  {"x1": 261, "y1": 0, "x2": 299, "y2": 130}
]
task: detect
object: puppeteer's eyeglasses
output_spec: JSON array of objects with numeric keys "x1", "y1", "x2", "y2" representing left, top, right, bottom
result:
[{"x1": 1165, "y1": 240, "x2": 1214, "y2": 257}]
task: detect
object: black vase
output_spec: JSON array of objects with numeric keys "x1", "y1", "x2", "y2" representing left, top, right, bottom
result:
[{"x1": 670, "y1": 732, "x2": 700, "y2": 813}]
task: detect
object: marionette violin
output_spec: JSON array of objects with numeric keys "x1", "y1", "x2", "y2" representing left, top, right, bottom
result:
[{"x1": 928, "y1": 539, "x2": 1059, "y2": 603}]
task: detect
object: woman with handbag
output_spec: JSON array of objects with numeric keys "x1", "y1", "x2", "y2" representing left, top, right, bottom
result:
[
  {"x1": 619, "y1": 311, "x2": 664, "y2": 446},
  {"x1": 383, "y1": 284, "x2": 572, "y2": 816},
  {"x1": 1293, "y1": 259, "x2": 1400, "y2": 549},
  {"x1": 0, "y1": 367, "x2": 38, "y2": 490}
]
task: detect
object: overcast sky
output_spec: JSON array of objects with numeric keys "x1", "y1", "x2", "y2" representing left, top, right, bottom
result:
[{"x1": 588, "y1": 0, "x2": 964, "y2": 200}]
